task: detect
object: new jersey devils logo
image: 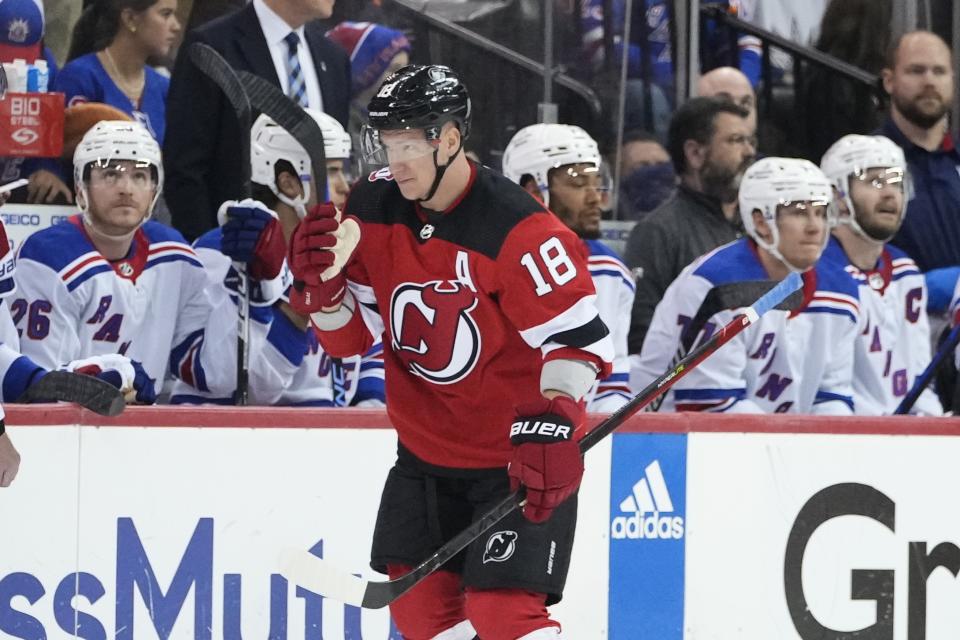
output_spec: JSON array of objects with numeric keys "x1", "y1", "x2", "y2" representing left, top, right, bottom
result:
[
  {"x1": 482, "y1": 531, "x2": 517, "y2": 564},
  {"x1": 390, "y1": 280, "x2": 481, "y2": 384}
]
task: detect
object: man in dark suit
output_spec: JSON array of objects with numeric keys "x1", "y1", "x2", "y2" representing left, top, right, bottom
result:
[{"x1": 164, "y1": 0, "x2": 350, "y2": 241}]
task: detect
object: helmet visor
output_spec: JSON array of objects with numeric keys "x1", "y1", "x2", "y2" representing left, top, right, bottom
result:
[{"x1": 360, "y1": 126, "x2": 439, "y2": 167}]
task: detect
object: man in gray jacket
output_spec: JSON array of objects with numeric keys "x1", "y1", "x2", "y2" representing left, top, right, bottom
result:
[{"x1": 624, "y1": 97, "x2": 755, "y2": 356}]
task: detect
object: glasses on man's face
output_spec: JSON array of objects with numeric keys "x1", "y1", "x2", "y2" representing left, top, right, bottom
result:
[
  {"x1": 89, "y1": 161, "x2": 156, "y2": 190},
  {"x1": 853, "y1": 168, "x2": 904, "y2": 191}
]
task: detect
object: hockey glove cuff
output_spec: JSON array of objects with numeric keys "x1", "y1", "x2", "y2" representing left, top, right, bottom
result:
[{"x1": 508, "y1": 395, "x2": 585, "y2": 523}]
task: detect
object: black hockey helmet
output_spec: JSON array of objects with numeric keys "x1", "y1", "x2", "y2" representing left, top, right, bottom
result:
[{"x1": 366, "y1": 64, "x2": 471, "y2": 140}]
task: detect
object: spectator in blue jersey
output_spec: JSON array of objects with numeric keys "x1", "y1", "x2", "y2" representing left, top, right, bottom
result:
[
  {"x1": 56, "y1": 0, "x2": 182, "y2": 145},
  {"x1": 878, "y1": 31, "x2": 960, "y2": 315},
  {"x1": 0, "y1": 0, "x2": 72, "y2": 205}
]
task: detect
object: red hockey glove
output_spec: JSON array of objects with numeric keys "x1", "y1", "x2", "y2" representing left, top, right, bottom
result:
[
  {"x1": 288, "y1": 203, "x2": 360, "y2": 285},
  {"x1": 218, "y1": 199, "x2": 286, "y2": 280},
  {"x1": 287, "y1": 203, "x2": 359, "y2": 314},
  {"x1": 508, "y1": 395, "x2": 585, "y2": 523}
]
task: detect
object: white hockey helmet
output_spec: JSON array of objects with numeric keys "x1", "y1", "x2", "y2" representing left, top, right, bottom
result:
[
  {"x1": 73, "y1": 120, "x2": 163, "y2": 218},
  {"x1": 739, "y1": 157, "x2": 833, "y2": 271},
  {"x1": 250, "y1": 108, "x2": 352, "y2": 213},
  {"x1": 820, "y1": 134, "x2": 908, "y2": 242},
  {"x1": 501, "y1": 123, "x2": 601, "y2": 206}
]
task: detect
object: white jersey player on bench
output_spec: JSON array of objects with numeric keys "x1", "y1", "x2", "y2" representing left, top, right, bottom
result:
[
  {"x1": 820, "y1": 134, "x2": 941, "y2": 416},
  {"x1": 636, "y1": 157, "x2": 860, "y2": 414},
  {"x1": 12, "y1": 121, "x2": 286, "y2": 401},
  {"x1": 171, "y1": 109, "x2": 385, "y2": 406}
]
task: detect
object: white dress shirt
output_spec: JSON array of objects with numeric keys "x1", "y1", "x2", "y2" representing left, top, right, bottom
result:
[{"x1": 252, "y1": 0, "x2": 324, "y2": 111}]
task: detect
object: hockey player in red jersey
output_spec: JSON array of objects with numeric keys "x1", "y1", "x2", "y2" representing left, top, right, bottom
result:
[{"x1": 287, "y1": 65, "x2": 614, "y2": 639}]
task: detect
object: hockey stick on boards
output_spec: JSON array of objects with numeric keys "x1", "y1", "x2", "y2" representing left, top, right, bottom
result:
[
  {"x1": 280, "y1": 271, "x2": 804, "y2": 609},
  {"x1": 894, "y1": 321, "x2": 960, "y2": 415},
  {"x1": 187, "y1": 42, "x2": 253, "y2": 406},
  {"x1": 648, "y1": 280, "x2": 805, "y2": 411},
  {"x1": 19, "y1": 371, "x2": 125, "y2": 416}
]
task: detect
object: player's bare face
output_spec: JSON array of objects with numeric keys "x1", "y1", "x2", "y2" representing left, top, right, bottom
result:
[
  {"x1": 700, "y1": 113, "x2": 756, "y2": 203},
  {"x1": 548, "y1": 163, "x2": 605, "y2": 239},
  {"x1": 86, "y1": 160, "x2": 157, "y2": 235},
  {"x1": 849, "y1": 167, "x2": 905, "y2": 242},
  {"x1": 776, "y1": 201, "x2": 828, "y2": 270},
  {"x1": 380, "y1": 129, "x2": 440, "y2": 200},
  {"x1": 135, "y1": 0, "x2": 181, "y2": 58},
  {"x1": 886, "y1": 33, "x2": 954, "y2": 129}
]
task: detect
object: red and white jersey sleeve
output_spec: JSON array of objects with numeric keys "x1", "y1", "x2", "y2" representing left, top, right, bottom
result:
[{"x1": 495, "y1": 216, "x2": 613, "y2": 369}]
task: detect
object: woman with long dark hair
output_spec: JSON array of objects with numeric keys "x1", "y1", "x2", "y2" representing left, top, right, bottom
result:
[
  {"x1": 798, "y1": 0, "x2": 893, "y2": 161},
  {"x1": 55, "y1": 0, "x2": 181, "y2": 144}
]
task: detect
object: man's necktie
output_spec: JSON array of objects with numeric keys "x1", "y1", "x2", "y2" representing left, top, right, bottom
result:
[{"x1": 284, "y1": 32, "x2": 308, "y2": 108}]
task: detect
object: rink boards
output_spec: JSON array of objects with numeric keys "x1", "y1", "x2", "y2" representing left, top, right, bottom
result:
[{"x1": 1, "y1": 407, "x2": 959, "y2": 639}]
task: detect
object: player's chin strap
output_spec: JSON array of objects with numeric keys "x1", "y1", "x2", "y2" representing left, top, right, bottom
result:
[{"x1": 417, "y1": 140, "x2": 464, "y2": 204}]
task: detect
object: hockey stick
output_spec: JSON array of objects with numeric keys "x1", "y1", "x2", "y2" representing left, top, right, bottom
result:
[
  {"x1": 280, "y1": 271, "x2": 804, "y2": 609},
  {"x1": 235, "y1": 70, "x2": 328, "y2": 202},
  {"x1": 894, "y1": 321, "x2": 960, "y2": 415},
  {"x1": 188, "y1": 43, "x2": 252, "y2": 406},
  {"x1": 18, "y1": 371, "x2": 125, "y2": 417},
  {"x1": 648, "y1": 280, "x2": 805, "y2": 411}
]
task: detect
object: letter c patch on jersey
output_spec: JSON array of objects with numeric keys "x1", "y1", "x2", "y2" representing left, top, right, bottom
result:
[{"x1": 389, "y1": 280, "x2": 481, "y2": 384}]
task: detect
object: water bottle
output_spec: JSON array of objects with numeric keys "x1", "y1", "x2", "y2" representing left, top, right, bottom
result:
[
  {"x1": 35, "y1": 60, "x2": 48, "y2": 92},
  {"x1": 26, "y1": 63, "x2": 39, "y2": 92}
]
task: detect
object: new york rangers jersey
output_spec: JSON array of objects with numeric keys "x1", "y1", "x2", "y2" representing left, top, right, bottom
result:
[
  {"x1": 170, "y1": 228, "x2": 385, "y2": 406},
  {"x1": 12, "y1": 217, "x2": 239, "y2": 395},
  {"x1": 584, "y1": 239, "x2": 634, "y2": 412},
  {"x1": 319, "y1": 163, "x2": 614, "y2": 468},
  {"x1": 820, "y1": 237, "x2": 941, "y2": 416},
  {"x1": 635, "y1": 238, "x2": 859, "y2": 414}
]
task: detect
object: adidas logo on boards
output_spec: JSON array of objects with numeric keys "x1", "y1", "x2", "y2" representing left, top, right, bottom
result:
[{"x1": 611, "y1": 460, "x2": 685, "y2": 540}]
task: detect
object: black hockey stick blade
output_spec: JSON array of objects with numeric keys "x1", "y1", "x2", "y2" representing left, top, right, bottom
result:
[
  {"x1": 18, "y1": 371, "x2": 125, "y2": 417},
  {"x1": 281, "y1": 272, "x2": 803, "y2": 609},
  {"x1": 187, "y1": 42, "x2": 252, "y2": 196},
  {"x1": 646, "y1": 279, "x2": 804, "y2": 412},
  {"x1": 682, "y1": 280, "x2": 804, "y2": 352},
  {"x1": 236, "y1": 70, "x2": 327, "y2": 200}
]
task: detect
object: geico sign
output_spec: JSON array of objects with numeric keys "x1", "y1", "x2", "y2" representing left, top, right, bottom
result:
[{"x1": 784, "y1": 483, "x2": 958, "y2": 639}]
